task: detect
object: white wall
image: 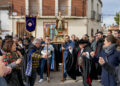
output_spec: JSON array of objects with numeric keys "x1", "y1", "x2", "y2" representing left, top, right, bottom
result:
[
  {"x1": 0, "y1": 10, "x2": 12, "y2": 30},
  {"x1": 98, "y1": 2, "x2": 102, "y2": 14},
  {"x1": 87, "y1": 0, "x2": 102, "y2": 36},
  {"x1": 88, "y1": 20, "x2": 101, "y2": 36},
  {"x1": 36, "y1": 19, "x2": 87, "y2": 38},
  {"x1": 87, "y1": 0, "x2": 102, "y2": 19},
  {"x1": 0, "y1": 10, "x2": 12, "y2": 38},
  {"x1": 55, "y1": 0, "x2": 58, "y2": 16},
  {"x1": 87, "y1": 0, "x2": 92, "y2": 18},
  {"x1": 12, "y1": 18, "x2": 88, "y2": 38},
  {"x1": 68, "y1": 19, "x2": 87, "y2": 38},
  {"x1": 25, "y1": 0, "x2": 29, "y2": 15}
]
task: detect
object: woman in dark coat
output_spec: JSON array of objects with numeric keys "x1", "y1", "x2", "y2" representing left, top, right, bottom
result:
[
  {"x1": 97, "y1": 35, "x2": 120, "y2": 86},
  {"x1": 2, "y1": 40, "x2": 22, "y2": 86}
]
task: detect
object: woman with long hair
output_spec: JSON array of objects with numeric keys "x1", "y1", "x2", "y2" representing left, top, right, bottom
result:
[
  {"x1": 98, "y1": 35, "x2": 120, "y2": 86},
  {"x1": 2, "y1": 40, "x2": 22, "y2": 86}
]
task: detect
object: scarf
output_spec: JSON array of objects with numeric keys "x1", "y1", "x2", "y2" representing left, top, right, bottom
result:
[
  {"x1": 25, "y1": 49, "x2": 36, "y2": 76},
  {"x1": 103, "y1": 43, "x2": 116, "y2": 54}
]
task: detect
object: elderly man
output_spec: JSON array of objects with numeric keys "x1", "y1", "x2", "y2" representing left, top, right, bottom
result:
[{"x1": 25, "y1": 38, "x2": 45, "y2": 86}]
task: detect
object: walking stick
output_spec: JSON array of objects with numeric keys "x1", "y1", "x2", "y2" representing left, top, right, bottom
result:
[
  {"x1": 47, "y1": 43, "x2": 50, "y2": 82},
  {"x1": 61, "y1": 43, "x2": 64, "y2": 82}
]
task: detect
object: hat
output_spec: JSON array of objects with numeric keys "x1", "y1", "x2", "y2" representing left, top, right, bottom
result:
[
  {"x1": 84, "y1": 34, "x2": 89, "y2": 37},
  {"x1": 78, "y1": 39, "x2": 89, "y2": 44}
]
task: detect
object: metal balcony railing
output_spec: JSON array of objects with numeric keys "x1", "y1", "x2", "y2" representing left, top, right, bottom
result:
[
  {"x1": 91, "y1": 10, "x2": 96, "y2": 20},
  {"x1": 97, "y1": 14, "x2": 101, "y2": 22}
]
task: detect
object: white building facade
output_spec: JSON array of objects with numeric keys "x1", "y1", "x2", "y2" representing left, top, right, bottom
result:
[{"x1": 0, "y1": 0, "x2": 102, "y2": 39}]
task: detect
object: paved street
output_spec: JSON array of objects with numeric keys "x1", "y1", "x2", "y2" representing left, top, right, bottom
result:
[{"x1": 35, "y1": 71, "x2": 102, "y2": 86}]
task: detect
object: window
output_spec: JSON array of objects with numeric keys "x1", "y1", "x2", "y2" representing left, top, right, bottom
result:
[
  {"x1": 58, "y1": 0, "x2": 68, "y2": 16},
  {"x1": 16, "y1": 22, "x2": 31, "y2": 38},
  {"x1": 29, "y1": 0, "x2": 39, "y2": 16},
  {"x1": 91, "y1": 28, "x2": 94, "y2": 36},
  {"x1": 91, "y1": 0, "x2": 96, "y2": 19},
  {"x1": 97, "y1": 3, "x2": 99, "y2": 14}
]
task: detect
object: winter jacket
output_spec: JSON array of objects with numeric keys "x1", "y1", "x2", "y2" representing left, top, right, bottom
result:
[
  {"x1": 100, "y1": 47, "x2": 120, "y2": 86},
  {"x1": 102, "y1": 62, "x2": 120, "y2": 86}
]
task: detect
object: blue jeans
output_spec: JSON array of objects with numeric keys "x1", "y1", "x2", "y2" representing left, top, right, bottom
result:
[
  {"x1": 40, "y1": 58, "x2": 51, "y2": 79},
  {"x1": 64, "y1": 56, "x2": 67, "y2": 78},
  {"x1": 0, "y1": 77, "x2": 7, "y2": 86}
]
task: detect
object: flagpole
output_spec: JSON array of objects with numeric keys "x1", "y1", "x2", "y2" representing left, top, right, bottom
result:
[
  {"x1": 33, "y1": 14, "x2": 38, "y2": 38},
  {"x1": 47, "y1": 43, "x2": 50, "y2": 82}
]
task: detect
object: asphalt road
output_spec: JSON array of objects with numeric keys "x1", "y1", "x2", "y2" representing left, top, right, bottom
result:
[{"x1": 34, "y1": 71, "x2": 102, "y2": 86}]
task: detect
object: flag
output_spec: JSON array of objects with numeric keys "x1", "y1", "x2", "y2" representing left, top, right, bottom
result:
[{"x1": 26, "y1": 16, "x2": 36, "y2": 32}]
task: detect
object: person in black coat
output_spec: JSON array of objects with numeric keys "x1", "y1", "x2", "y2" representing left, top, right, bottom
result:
[
  {"x1": 90, "y1": 32, "x2": 104, "y2": 79},
  {"x1": 66, "y1": 39, "x2": 92, "y2": 86}
]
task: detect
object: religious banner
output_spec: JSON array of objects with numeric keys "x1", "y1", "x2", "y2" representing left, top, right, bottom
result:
[
  {"x1": 43, "y1": 22, "x2": 68, "y2": 42},
  {"x1": 26, "y1": 16, "x2": 36, "y2": 32}
]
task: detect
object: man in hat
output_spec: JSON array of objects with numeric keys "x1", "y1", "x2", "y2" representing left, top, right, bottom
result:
[
  {"x1": 66, "y1": 39, "x2": 92, "y2": 85},
  {"x1": 76, "y1": 39, "x2": 92, "y2": 86}
]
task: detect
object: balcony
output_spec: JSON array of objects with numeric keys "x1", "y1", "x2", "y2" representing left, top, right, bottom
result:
[
  {"x1": 97, "y1": 14, "x2": 101, "y2": 22},
  {"x1": 91, "y1": 10, "x2": 96, "y2": 20}
]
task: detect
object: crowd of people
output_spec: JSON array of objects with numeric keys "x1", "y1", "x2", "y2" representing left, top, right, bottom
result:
[{"x1": 0, "y1": 30, "x2": 120, "y2": 86}]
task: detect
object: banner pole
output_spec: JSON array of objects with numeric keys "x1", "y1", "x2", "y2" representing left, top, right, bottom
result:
[
  {"x1": 35, "y1": 16, "x2": 38, "y2": 38},
  {"x1": 47, "y1": 43, "x2": 50, "y2": 82}
]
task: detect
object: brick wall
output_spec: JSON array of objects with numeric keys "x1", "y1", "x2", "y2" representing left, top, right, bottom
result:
[
  {"x1": 9, "y1": 0, "x2": 25, "y2": 16},
  {"x1": 72, "y1": 0, "x2": 87, "y2": 16},
  {"x1": 42, "y1": 0, "x2": 55, "y2": 16},
  {"x1": 7, "y1": 0, "x2": 87, "y2": 16}
]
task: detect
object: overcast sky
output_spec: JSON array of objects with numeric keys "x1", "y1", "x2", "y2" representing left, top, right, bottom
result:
[{"x1": 102, "y1": 0, "x2": 120, "y2": 26}]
